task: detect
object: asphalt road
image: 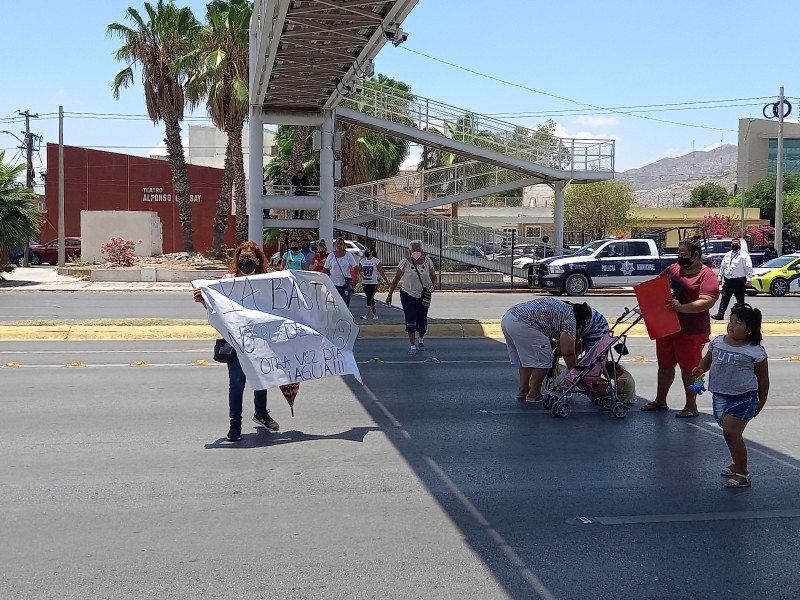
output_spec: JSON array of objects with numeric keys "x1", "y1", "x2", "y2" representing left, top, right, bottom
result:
[
  {"x1": 1, "y1": 290, "x2": 798, "y2": 322},
  {"x1": 2, "y1": 338, "x2": 800, "y2": 599}
]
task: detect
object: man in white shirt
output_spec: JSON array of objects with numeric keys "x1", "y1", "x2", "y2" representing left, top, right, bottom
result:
[{"x1": 711, "y1": 237, "x2": 753, "y2": 320}]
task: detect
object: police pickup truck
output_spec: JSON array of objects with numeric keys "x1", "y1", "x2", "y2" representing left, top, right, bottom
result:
[{"x1": 528, "y1": 238, "x2": 680, "y2": 296}]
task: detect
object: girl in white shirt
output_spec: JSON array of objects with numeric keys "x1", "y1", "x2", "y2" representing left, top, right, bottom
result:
[{"x1": 359, "y1": 248, "x2": 389, "y2": 320}]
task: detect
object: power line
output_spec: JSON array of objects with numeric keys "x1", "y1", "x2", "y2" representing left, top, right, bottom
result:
[{"x1": 399, "y1": 46, "x2": 746, "y2": 132}]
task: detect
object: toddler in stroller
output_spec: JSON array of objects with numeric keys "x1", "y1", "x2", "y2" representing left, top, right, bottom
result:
[{"x1": 542, "y1": 307, "x2": 641, "y2": 418}]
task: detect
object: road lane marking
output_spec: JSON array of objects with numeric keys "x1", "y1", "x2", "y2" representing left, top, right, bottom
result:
[
  {"x1": 424, "y1": 457, "x2": 558, "y2": 600},
  {"x1": 570, "y1": 509, "x2": 800, "y2": 526},
  {"x1": 690, "y1": 422, "x2": 800, "y2": 473}
]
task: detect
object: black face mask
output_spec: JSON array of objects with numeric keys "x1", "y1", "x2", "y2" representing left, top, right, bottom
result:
[
  {"x1": 731, "y1": 245, "x2": 741, "y2": 252},
  {"x1": 290, "y1": 247, "x2": 299, "y2": 252},
  {"x1": 678, "y1": 256, "x2": 694, "y2": 269},
  {"x1": 238, "y1": 258, "x2": 257, "y2": 274}
]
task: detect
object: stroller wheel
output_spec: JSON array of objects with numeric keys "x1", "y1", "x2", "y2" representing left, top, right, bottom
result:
[
  {"x1": 542, "y1": 395, "x2": 552, "y2": 410},
  {"x1": 612, "y1": 403, "x2": 629, "y2": 419},
  {"x1": 556, "y1": 403, "x2": 571, "y2": 418},
  {"x1": 599, "y1": 396, "x2": 614, "y2": 411}
]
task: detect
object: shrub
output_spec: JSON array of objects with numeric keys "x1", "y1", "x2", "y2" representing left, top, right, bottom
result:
[{"x1": 101, "y1": 237, "x2": 140, "y2": 266}]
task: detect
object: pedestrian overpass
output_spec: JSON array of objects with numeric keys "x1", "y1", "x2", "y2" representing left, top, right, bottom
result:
[{"x1": 248, "y1": 0, "x2": 615, "y2": 269}]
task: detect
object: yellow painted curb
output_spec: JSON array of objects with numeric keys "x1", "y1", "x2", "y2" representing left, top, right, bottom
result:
[{"x1": 2, "y1": 319, "x2": 800, "y2": 341}]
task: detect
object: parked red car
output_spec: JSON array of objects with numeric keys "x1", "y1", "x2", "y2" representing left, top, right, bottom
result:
[{"x1": 29, "y1": 237, "x2": 82, "y2": 265}]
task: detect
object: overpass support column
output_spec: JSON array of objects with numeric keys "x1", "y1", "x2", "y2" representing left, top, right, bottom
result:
[
  {"x1": 248, "y1": 107, "x2": 264, "y2": 245},
  {"x1": 553, "y1": 180, "x2": 568, "y2": 255},
  {"x1": 318, "y1": 109, "x2": 335, "y2": 244}
]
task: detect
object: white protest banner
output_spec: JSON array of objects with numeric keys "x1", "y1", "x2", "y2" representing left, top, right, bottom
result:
[{"x1": 193, "y1": 270, "x2": 361, "y2": 389}]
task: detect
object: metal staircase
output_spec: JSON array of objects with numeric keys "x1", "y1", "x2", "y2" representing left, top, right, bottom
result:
[
  {"x1": 334, "y1": 188, "x2": 536, "y2": 277},
  {"x1": 337, "y1": 82, "x2": 615, "y2": 181},
  {"x1": 342, "y1": 161, "x2": 541, "y2": 220}
]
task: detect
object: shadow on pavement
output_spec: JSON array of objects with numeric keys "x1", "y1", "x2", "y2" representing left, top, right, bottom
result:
[
  {"x1": 346, "y1": 336, "x2": 800, "y2": 600},
  {"x1": 203, "y1": 426, "x2": 380, "y2": 449}
]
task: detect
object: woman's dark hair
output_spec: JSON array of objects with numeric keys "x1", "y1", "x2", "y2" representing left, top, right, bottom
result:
[
  {"x1": 567, "y1": 301, "x2": 592, "y2": 326},
  {"x1": 730, "y1": 303, "x2": 763, "y2": 345},
  {"x1": 365, "y1": 246, "x2": 378, "y2": 259},
  {"x1": 679, "y1": 237, "x2": 702, "y2": 258}
]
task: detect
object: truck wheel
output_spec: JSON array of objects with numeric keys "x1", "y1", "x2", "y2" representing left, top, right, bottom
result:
[
  {"x1": 564, "y1": 273, "x2": 589, "y2": 296},
  {"x1": 770, "y1": 278, "x2": 788, "y2": 297}
]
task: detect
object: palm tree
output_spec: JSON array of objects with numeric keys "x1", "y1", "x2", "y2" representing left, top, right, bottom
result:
[
  {"x1": 180, "y1": 0, "x2": 251, "y2": 255},
  {"x1": 108, "y1": 1, "x2": 200, "y2": 252},
  {"x1": 0, "y1": 152, "x2": 40, "y2": 278},
  {"x1": 338, "y1": 74, "x2": 413, "y2": 187}
]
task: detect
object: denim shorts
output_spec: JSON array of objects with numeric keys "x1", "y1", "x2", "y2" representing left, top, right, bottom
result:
[{"x1": 712, "y1": 390, "x2": 758, "y2": 427}]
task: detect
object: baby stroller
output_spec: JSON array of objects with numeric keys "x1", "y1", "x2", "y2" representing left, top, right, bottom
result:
[{"x1": 542, "y1": 307, "x2": 643, "y2": 419}]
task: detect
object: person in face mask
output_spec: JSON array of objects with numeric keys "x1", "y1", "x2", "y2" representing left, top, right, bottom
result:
[
  {"x1": 712, "y1": 237, "x2": 753, "y2": 321},
  {"x1": 193, "y1": 241, "x2": 279, "y2": 441},
  {"x1": 281, "y1": 240, "x2": 306, "y2": 271},
  {"x1": 386, "y1": 240, "x2": 438, "y2": 355},
  {"x1": 640, "y1": 237, "x2": 720, "y2": 419}
]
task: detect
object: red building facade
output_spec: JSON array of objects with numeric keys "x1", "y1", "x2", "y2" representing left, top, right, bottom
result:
[{"x1": 44, "y1": 144, "x2": 235, "y2": 254}]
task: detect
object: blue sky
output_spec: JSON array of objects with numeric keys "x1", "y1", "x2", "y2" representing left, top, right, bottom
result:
[{"x1": 2, "y1": 0, "x2": 798, "y2": 190}]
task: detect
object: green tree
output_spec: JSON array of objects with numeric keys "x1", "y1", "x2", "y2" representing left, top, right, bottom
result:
[
  {"x1": 109, "y1": 1, "x2": 200, "y2": 252},
  {"x1": 266, "y1": 74, "x2": 413, "y2": 188},
  {"x1": 0, "y1": 152, "x2": 40, "y2": 278},
  {"x1": 686, "y1": 182, "x2": 729, "y2": 208},
  {"x1": 728, "y1": 173, "x2": 800, "y2": 223},
  {"x1": 564, "y1": 180, "x2": 636, "y2": 240},
  {"x1": 180, "y1": 0, "x2": 251, "y2": 255},
  {"x1": 339, "y1": 74, "x2": 413, "y2": 187}
]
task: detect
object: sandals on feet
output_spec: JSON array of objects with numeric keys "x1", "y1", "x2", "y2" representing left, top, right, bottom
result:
[
  {"x1": 724, "y1": 473, "x2": 751, "y2": 488},
  {"x1": 720, "y1": 465, "x2": 736, "y2": 477},
  {"x1": 675, "y1": 409, "x2": 700, "y2": 418},
  {"x1": 525, "y1": 395, "x2": 544, "y2": 403},
  {"x1": 640, "y1": 401, "x2": 669, "y2": 412}
]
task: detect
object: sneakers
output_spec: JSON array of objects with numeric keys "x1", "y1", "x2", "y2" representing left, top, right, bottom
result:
[
  {"x1": 226, "y1": 422, "x2": 242, "y2": 442},
  {"x1": 408, "y1": 345, "x2": 417, "y2": 355},
  {"x1": 417, "y1": 338, "x2": 425, "y2": 350},
  {"x1": 711, "y1": 314, "x2": 724, "y2": 321},
  {"x1": 359, "y1": 315, "x2": 368, "y2": 320},
  {"x1": 253, "y1": 412, "x2": 280, "y2": 432},
  {"x1": 372, "y1": 315, "x2": 379, "y2": 320}
]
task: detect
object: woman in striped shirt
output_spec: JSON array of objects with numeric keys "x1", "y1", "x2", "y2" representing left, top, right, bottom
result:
[{"x1": 501, "y1": 298, "x2": 592, "y2": 402}]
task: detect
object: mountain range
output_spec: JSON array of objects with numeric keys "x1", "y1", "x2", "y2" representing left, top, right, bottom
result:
[{"x1": 617, "y1": 144, "x2": 738, "y2": 208}]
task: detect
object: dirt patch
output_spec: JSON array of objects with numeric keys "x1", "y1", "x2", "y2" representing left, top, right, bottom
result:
[{"x1": 99, "y1": 252, "x2": 230, "y2": 271}]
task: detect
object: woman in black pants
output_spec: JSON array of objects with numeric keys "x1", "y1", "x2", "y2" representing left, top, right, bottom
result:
[
  {"x1": 358, "y1": 248, "x2": 390, "y2": 320},
  {"x1": 386, "y1": 240, "x2": 438, "y2": 355}
]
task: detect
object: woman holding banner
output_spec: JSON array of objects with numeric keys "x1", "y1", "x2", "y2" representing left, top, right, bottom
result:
[{"x1": 193, "y1": 241, "x2": 279, "y2": 442}]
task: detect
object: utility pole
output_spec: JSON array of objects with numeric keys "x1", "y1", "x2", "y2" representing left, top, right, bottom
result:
[
  {"x1": 775, "y1": 87, "x2": 785, "y2": 255},
  {"x1": 19, "y1": 109, "x2": 40, "y2": 267}
]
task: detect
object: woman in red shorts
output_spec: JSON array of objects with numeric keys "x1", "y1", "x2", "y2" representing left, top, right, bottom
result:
[{"x1": 641, "y1": 237, "x2": 720, "y2": 418}]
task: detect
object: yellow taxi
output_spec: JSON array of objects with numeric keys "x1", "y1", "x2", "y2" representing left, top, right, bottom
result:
[{"x1": 751, "y1": 253, "x2": 800, "y2": 296}]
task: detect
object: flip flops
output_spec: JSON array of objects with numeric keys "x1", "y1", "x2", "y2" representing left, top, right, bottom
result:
[
  {"x1": 640, "y1": 401, "x2": 670, "y2": 412},
  {"x1": 675, "y1": 409, "x2": 700, "y2": 418}
]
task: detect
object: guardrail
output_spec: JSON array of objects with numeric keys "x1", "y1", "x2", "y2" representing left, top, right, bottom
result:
[{"x1": 340, "y1": 83, "x2": 615, "y2": 173}]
